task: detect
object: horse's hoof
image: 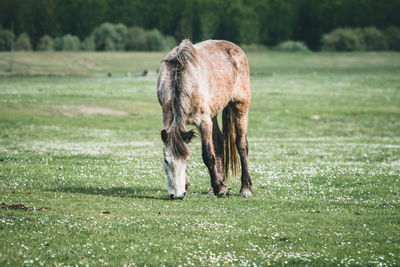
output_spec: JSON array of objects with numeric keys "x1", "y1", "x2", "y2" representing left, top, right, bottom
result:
[
  {"x1": 208, "y1": 187, "x2": 214, "y2": 196},
  {"x1": 240, "y1": 188, "x2": 253, "y2": 198},
  {"x1": 216, "y1": 186, "x2": 229, "y2": 198}
]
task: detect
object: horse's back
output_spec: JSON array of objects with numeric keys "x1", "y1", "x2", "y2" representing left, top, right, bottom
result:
[
  {"x1": 195, "y1": 40, "x2": 249, "y2": 74},
  {"x1": 194, "y1": 40, "x2": 250, "y2": 114}
]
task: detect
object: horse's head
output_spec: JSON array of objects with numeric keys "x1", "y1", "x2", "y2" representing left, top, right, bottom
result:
[{"x1": 161, "y1": 128, "x2": 195, "y2": 200}]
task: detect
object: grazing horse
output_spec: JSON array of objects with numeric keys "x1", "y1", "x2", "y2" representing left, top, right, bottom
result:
[{"x1": 157, "y1": 39, "x2": 252, "y2": 200}]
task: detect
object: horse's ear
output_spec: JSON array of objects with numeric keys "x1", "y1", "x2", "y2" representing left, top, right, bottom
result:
[
  {"x1": 161, "y1": 129, "x2": 168, "y2": 144},
  {"x1": 182, "y1": 129, "x2": 195, "y2": 144}
]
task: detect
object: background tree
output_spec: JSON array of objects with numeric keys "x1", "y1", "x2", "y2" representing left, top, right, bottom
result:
[
  {"x1": 81, "y1": 36, "x2": 96, "y2": 51},
  {"x1": 15, "y1": 32, "x2": 32, "y2": 51},
  {"x1": 0, "y1": 26, "x2": 14, "y2": 51},
  {"x1": 53, "y1": 37, "x2": 63, "y2": 51},
  {"x1": 1, "y1": 0, "x2": 400, "y2": 50},
  {"x1": 125, "y1": 27, "x2": 147, "y2": 51},
  {"x1": 37, "y1": 35, "x2": 53, "y2": 51},
  {"x1": 146, "y1": 29, "x2": 166, "y2": 51},
  {"x1": 92, "y1": 22, "x2": 127, "y2": 51},
  {"x1": 199, "y1": 5, "x2": 220, "y2": 40},
  {"x1": 385, "y1": 26, "x2": 400, "y2": 51},
  {"x1": 62, "y1": 34, "x2": 81, "y2": 51},
  {"x1": 362, "y1": 27, "x2": 388, "y2": 51}
]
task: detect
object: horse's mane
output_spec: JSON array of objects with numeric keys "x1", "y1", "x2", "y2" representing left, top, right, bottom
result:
[
  {"x1": 163, "y1": 39, "x2": 197, "y2": 159},
  {"x1": 164, "y1": 39, "x2": 197, "y2": 67}
]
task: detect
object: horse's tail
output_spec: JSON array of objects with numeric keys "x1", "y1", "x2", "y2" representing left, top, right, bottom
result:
[{"x1": 222, "y1": 103, "x2": 240, "y2": 181}]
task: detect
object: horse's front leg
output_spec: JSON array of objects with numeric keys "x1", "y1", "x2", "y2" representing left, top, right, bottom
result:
[{"x1": 200, "y1": 118, "x2": 228, "y2": 197}]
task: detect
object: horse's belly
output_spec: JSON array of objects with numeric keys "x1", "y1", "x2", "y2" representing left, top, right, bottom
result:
[{"x1": 209, "y1": 87, "x2": 234, "y2": 115}]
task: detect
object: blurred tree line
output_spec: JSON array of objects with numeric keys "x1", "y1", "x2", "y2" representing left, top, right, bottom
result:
[{"x1": 0, "y1": 0, "x2": 399, "y2": 50}]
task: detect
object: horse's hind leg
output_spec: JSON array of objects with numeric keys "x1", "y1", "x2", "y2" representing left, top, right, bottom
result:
[
  {"x1": 200, "y1": 117, "x2": 228, "y2": 197},
  {"x1": 233, "y1": 108, "x2": 252, "y2": 197},
  {"x1": 212, "y1": 116, "x2": 224, "y2": 180}
]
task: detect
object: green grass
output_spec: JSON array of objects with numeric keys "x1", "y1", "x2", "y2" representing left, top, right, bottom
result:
[{"x1": 0, "y1": 51, "x2": 399, "y2": 266}]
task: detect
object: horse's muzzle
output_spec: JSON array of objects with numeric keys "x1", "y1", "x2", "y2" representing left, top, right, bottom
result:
[{"x1": 169, "y1": 192, "x2": 186, "y2": 200}]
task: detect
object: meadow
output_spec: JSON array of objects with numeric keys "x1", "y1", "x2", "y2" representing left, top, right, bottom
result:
[{"x1": 0, "y1": 51, "x2": 399, "y2": 266}]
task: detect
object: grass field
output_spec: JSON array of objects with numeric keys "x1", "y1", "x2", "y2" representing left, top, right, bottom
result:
[{"x1": 0, "y1": 51, "x2": 399, "y2": 266}]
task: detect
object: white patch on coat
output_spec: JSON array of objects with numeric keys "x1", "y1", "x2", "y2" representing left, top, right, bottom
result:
[{"x1": 163, "y1": 145, "x2": 187, "y2": 199}]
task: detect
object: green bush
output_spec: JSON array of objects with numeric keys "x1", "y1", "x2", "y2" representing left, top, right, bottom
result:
[
  {"x1": 125, "y1": 27, "x2": 147, "y2": 51},
  {"x1": 62, "y1": 34, "x2": 81, "y2": 51},
  {"x1": 15, "y1": 32, "x2": 32, "y2": 51},
  {"x1": 37, "y1": 35, "x2": 53, "y2": 51},
  {"x1": 163, "y1": 35, "x2": 177, "y2": 50},
  {"x1": 240, "y1": 43, "x2": 268, "y2": 52},
  {"x1": 275, "y1": 40, "x2": 310, "y2": 52},
  {"x1": 104, "y1": 38, "x2": 115, "y2": 50},
  {"x1": 321, "y1": 28, "x2": 365, "y2": 51},
  {"x1": 0, "y1": 27, "x2": 14, "y2": 51},
  {"x1": 361, "y1": 27, "x2": 388, "y2": 51},
  {"x1": 385, "y1": 26, "x2": 400, "y2": 51},
  {"x1": 146, "y1": 29, "x2": 166, "y2": 51},
  {"x1": 321, "y1": 27, "x2": 396, "y2": 51},
  {"x1": 125, "y1": 26, "x2": 175, "y2": 51},
  {"x1": 53, "y1": 37, "x2": 63, "y2": 51},
  {"x1": 81, "y1": 36, "x2": 95, "y2": 51},
  {"x1": 92, "y1": 22, "x2": 127, "y2": 51},
  {"x1": 52, "y1": 35, "x2": 80, "y2": 51}
]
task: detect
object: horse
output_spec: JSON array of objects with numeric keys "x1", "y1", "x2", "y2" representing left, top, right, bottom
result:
[{"x1": 157, "y1": 39, "x2": 252, "y2": 200}]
